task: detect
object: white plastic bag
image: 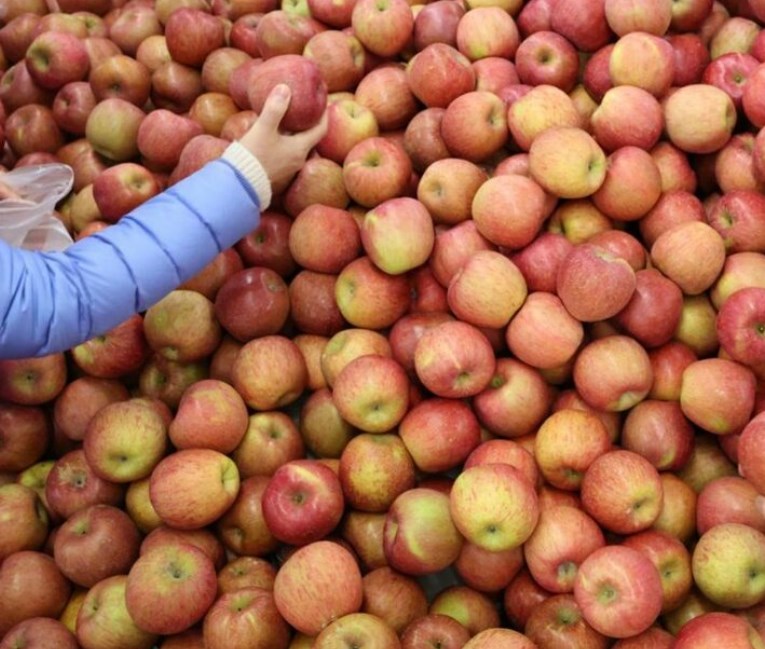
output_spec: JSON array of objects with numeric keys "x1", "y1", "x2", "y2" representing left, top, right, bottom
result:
[{"x1": 0, "y1": 163, "x2": 75, "y2": 251}]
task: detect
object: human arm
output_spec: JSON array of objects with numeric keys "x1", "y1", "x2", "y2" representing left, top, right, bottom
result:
[{"x1": 0, "y1": 85, "x2": 328, "y2": 360}]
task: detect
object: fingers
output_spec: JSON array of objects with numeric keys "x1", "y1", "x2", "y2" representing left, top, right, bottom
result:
[
  {"x1": 255, "y1": 84, "x2": 292, "y2": 133},
  {"x1": 297, "y1": 110, "x2": 330, "y2": 151}
]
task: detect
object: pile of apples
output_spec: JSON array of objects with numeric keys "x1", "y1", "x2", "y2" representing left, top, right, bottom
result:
[{"x1": 9, "y1": 0, "x2": 765, "y2": 646}]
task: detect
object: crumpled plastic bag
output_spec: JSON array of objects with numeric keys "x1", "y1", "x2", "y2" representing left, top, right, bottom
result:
[{"x1": 0, "y1": 163, "x2": 75, "y2": 251}]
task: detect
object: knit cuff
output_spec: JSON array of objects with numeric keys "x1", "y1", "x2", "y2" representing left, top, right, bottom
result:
[{"x1": 221, "y1": 141, "x2": 272, "y2": 211}]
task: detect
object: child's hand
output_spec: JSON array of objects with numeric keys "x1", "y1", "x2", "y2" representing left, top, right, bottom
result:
[{"x1": 237, "y1": 84, "x2": 329, "y2": 193}]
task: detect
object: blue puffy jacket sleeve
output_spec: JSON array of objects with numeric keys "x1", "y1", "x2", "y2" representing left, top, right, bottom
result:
[{"x1": 0, "y1": 155, "x2": 265, "y2": 360}]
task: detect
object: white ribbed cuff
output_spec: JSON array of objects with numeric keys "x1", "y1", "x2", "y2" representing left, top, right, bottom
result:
[{"x1": 221, "y1": 141, "x2": 272, "y2": 211}]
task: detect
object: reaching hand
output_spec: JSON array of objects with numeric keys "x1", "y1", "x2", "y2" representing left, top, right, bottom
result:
[{"x1": 237, "y1": 84, "x2": 329, "y2": 194}]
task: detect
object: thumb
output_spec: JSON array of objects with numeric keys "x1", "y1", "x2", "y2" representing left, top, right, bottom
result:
[{"x1": 256, "y1": 84, "x2": 292, "y2": 131}]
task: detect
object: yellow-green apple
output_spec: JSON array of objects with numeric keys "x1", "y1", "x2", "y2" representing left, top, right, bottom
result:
[
  {"x1": 450, "y1": 463, "x2": 538, "y2": 552},
  {"x1": 692, "y1": 522, "x2": 765, "y2": 608},
  {"x1": 53, "y1": 504, "x2": 141, "y2": 589},
  {"x1": 506, "y1": 291, "x2": 583, "y2": 369},
  {"x1": 412, "y1": 0, "x2": 465, "y2": 50},
  {"x1": 673, "y1": 611, "x2": 765, "y2": 649},
  {"x1": 163, "y1": 7, "x2": 225, "y2": 67},
  {"x1": 247, "y1": 54, "x2": 327, "y2": 132},
  {"x1": 231, "y1": 411, "x2": 304, "y2": 478},
  {"x1": 548, "y1": 0, "x2": 611, "y2": 53},
  {"x1": 471, "y1": 173, "x2": 550, "y2": 250},
  {"x1": 217, "y1": 556, "x2": 277, "y2": 595},
  {"x1": 417, "y1": 157, "x2": 487, "y2": 226},
  {"x1": 45, "y1": 449, "x2": 124, "y2": 520},
  {"x1": 708, "y1": 189, "x2": 765, "y2": 253},
  {"x1": 673, "y1": 293, "x2": 720, "y2": 358},
  {"x1": 523, "y1": 504, "x2": 605, "y2": 594},
  {"x1": 620, "y1": 399, "x2": 694, "y2": 471},
  {"x1": 313, "y1": 612, "x2": 399, "y2": 648},
  {"x1": 0, "y1": 617, "x2": 79, "y2": 649},
  {"x1": 85, "y1": 97, "x2": 145, "y2": 162},
  {"x1": 150, "y1": 60, "x2": 204, "y2": 114},
  {"x1": 273, "y1": 540, "x2": 363, "y2": 635},
  {"x1": 383, "y1": 487, "x2": 463, "y2": 575},
  {"x1": 472, "y1": 357, "x2": 553, "y2": 439},
  {"x1": 590, "y1": 85, "x2": 663, "y2": 153},
  {"x1": 440, "y1": 90, "x2": 508, "y2": 163},
  {"x1": 320, "y1": 327, "x2": 392, "y2": 387},
  {"x1": 0, "y1": 550, "x2": 72, "y2": 637},
  {"x1": 529, "y1": 126, "x2": 606, "y2": 199},
  {"x1": 335, "y1": 256, "x2": 411, "y2": 330},
  {"x1": 213, "y1": 267, "x2": 289, "y2": 342},
  {"x1": 316, "y1": 98, "x2": 379, "y2": 164},
  {"x1": 123, "y1": 479, "x2": 162, "y2": 533},
  {"x1": 664, "y1": 83, "x2": 736, "y2": 154},
  {"x1": 288, "y1": 204, "x2": 361, "y2": 274},
  {"x1": 401, "y1": 613, "x2": 471, "y2": 649},
  {"x1": 75, "y1": 574, "x2": 158, "y2": 649},
  {"x1": 261, "y1": 458, "x2": 344, "y2": 545},
  {"x1": 447, "y1": 250, "x2": 527, "y2": 328},
  {"x1": 510, "y1": 231, "x2": 573, "y2": 293},
  {"x1": 0, "y1": 402, "x2": 49, "y2": 472},
  {"x1": 573, "y1": 335, "x2": 653, "y2": 412},
  {"x1": 697, "y1": 476, "x2": 765, "y2": 534},
  {"x1": 680, "y1": 357, "x2": 756, "y2": 435},
  {"x1": 591, "y1": 146, "x2": 662, "y2": 221},
  {"x1": 202, "y1": 587, "x2": 291, "y2": 649},
  {"x1": 88, "y1": 54, "x2": 151, "y2": 106},
  {"x1": 555, "y1": 242, "x2": 636, "y2": 322},
  {"x1": 429, "y1": 585, "x2": 500, "y2": 636},
  {"x1": 125, "y1": 543, "x2": 218, "y2": 636},
  {"x1": 216, "y1": 476, "x2": 280, "y2": 557},
  {"x1": 91, "y1": 161, "x2": 161, "y2": 223},
  {"x1": 355, "y1": 63, "x2": 419, "y2": 132},
  {"x1": 331, "y1": 354, "x2": 410, "y2": 433},
  {"x1": 514, "y1": 30, "x2": 579, "y2": 91},
  {"x1": 507, "y1": 84, "x2": 582, "y2": 152},
  {"x1": 302, "y1": 30, "x2": 365, "y2": 93},
  {"x1": 573, "y1": 544, "x2": 663, "y2": 638},
  {"x1": 361, "y1": 197, "x2": 435, "y2": 276},
  {"x1": 413, "y1": 320, "x2": 496, "y2": 398},
  {"x1": 234, "y1": 210, "x2": 296, "y2": 278},
  {"x1": 533, "y1": 408, "x2": 612, "y2": 491},
  {"x1": 524, "y1": 593, "x2": 610, "y2": 649},
  {"x1": 403, "y1": 107, "x2": 450, "y2": 172},
  {"x1": 135, "y1": 33, "x2": 172, "y2": 72},
  {"x1": 338, "y1": 432, "x2": 416, "y2": 512},
  {"x1": 455, "y1": 6, "x2": 519, "y2": 61},
  {"x1": 613, "y1": 268, "x2": 683, "y2": 349},
  {"x1": 52, "y1": 80, "x2": 97, "y2": 137},
  {"x1": 622, "y1": 529, "x2": 693, "y2": 613},
  {"x1": 168, "y1": 379, "x2": 248, "y2": 453},
  {"x1": 0, "y1": 483, "x2": 48, "y2": 561},
  {"x1": 361, "y1": 567, "x2": 428, "y2": 634},
  {"x1": 547, "y1": 199, "x2": 612, "y2": 245},
  {"x1": 604, "y1": 0, "x2": 672, "y2": 35},
  {"x1": 342, "y1": 135, "x2": 412, "y2": 208},
  {"x1": 252, "y1": 10, "x2": 322, "y2": 58},
  {"x1": 351, "y1": 0, "x2": 413, "y2": 58},
  {"x1": 200, "y1": 47, "x2": 251, "y2": 95},
  {"x1": 406, "y1": 42, "x2": 475, "y2": 109},
  {"x1": 149, "y1": 449, "x2": 240, "y2": 530},
  {"x1": 609, "y1": 31, "x2": 674, "y2": 97},
  {"x1": 24, "y1": 29, "x2": 90, "y2": 90},
  {"x1": 136, "y1": 108, "x2": 204, "y2": 171},
  {"x1": 398, "y1": 398, "x2": 480, "y2": 474},
  {"x1": 429, "y1": 220, "x2": 495, "y2": 288},
  {"x1": 232, "y1": 335, "x2": 307, "y2": 410},
  {"x1": 581, "y1": 449, "x2": 663, "y2": 534}
]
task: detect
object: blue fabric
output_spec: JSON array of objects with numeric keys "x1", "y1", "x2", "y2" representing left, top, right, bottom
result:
[{"x1": 0, "y1": 158, "x2": 261, "y2": 360}]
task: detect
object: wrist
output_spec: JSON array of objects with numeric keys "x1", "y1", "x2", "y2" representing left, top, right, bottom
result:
[{"x1": 221, "y1": 141, "x2": 272, "y2": 210}]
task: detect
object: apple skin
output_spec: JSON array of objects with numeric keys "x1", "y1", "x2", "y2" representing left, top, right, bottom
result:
[
  {"x1": 24, "y1": 29, "x2": 90, "y2": 90},
  {"x1": 400, "y1": 613, "x2": 471, "y2": 649},
  {"x1": 524, "y1": 593, "x2": 611, "y2": 649},
  {"x1": 0, "y1": 353, "x2": 68, "y2": 406},
  {"x1": 0, "y1": 402, "x2": 50, "y2": 473},
  {"x1": 85, "y1": 97, "x2": 146, "y2": 163},
  {"x1": 91, "y1": 161, "x2": 162, "y2": 223},
  {"x1": 696, "y1": 476, "x2": 765, "y2": 535},
  {"x1": 125, "y1": 542, "x2": 219, "y2": 636},
  {"x1": 273, "y1": 540, "x2": 364, "y2": 636},
  {"x1": 342, "y1": 135, "x2": 413, "y2": 208},
  {"x1": 573, "y1": 544, "x2": 664, "y2": 639},
  {"x1": 673, "y1": 611, "x2": 765, "y2": 649},
  {"x1": 0, "y1": 617, "x2": 79, "y2": 649},
  {"x1": 692, "y1": 522, "x2": 765, "y2": 609},
  {"x1": 313, "y1": 611, "x2": 400, "y2": 648},
  {"x1": 406, "y1": 42, "x2": 476, "y2": 109},
  {"x1": 663, "y1": 83, "x2": 737, "y2": 154},
  {"x1": 440, "y1": 90, "x2": 508, "y2": 163},
  {"x1": 88, "y1": 54, "x2": 152, "y2": 107},
  {"x1": 149, "y1": 448, "x2": 241, "y2": 530},
  {"x1": 0, "y1": 483, "x2": 49, "y2": 562},
  {"x1": 164, "y1": 7, "x2": 226, "y2": 68},
  {"x1": 137, "y1": 109, "x2": 204, "y2": 171},
  {"x1": 360, "y1": 566, "x2": 429, "y2": 635},
  {"x1": 52, "y1": 80, "x2": 97, "y2": 136},
  {"x1": 288, "y1": 203, "x2": 361, "y2": 274},
  {"x1": 462, "y1": 627, "x2": 538, "y2": 649}
]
